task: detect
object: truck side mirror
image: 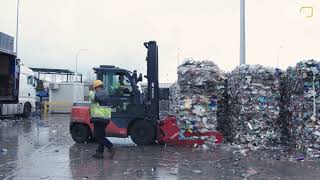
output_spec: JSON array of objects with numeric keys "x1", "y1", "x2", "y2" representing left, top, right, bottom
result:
[{"x1": 33, "y1": 79, "x2": 37, "y2": 88}]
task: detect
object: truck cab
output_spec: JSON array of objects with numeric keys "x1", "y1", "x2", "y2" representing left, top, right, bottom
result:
[{"x1": 0, "y1": 65, "x2": 36, "y2": 117}]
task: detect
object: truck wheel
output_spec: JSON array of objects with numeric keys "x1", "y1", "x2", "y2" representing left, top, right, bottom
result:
[
  {"x1": 70, "y1": 124, "x2": 90, "y2": 143},
  {"x1": 22, "y1": 103, "x2": 32, "y2": 118},
  {"x1": 130, "y1": 121, "x2": 155, "y2": 145}
]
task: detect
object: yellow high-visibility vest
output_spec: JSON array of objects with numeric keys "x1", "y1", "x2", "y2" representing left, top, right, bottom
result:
[{"x1": 89, "y1": 91, "x2": 111, "y2": 119}]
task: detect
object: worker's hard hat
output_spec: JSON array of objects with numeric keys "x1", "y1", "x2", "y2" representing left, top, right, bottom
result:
[{"x1": 93, "y1": 80, "x2": 103, "y2": 89}]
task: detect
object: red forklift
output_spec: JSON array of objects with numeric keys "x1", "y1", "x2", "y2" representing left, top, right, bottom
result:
[{"x1": 70, "y1": 41, "x2": 223, "y2": 146}]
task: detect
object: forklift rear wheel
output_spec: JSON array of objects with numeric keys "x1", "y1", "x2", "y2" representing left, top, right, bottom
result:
[
  {"x1": 70, "y1": 124, "x2": 90, "y2": 143},
  {"x1": 22, "y1": 103, "x2": 32, "y2": 118},
  {"x1": 130, "y1": 121, "x2": 155, "y2": 145}
]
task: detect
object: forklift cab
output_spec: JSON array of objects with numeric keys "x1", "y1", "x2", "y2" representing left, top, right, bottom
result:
[
  {"x1": 94, "y1": 66, "x2": 145, "y2": 128},
  {"x1": 70, "y1": 41, "x2": 158, "y2": 145}
]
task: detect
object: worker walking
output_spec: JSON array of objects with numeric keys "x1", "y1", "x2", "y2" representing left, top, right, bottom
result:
[{"x1": 89, "y1": 80, "x2": 115, "y2": 159}]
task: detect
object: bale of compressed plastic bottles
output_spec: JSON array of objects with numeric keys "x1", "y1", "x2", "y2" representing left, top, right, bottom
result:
[
  {"x1": 227, "y1": 65, "x2": 284, "y2": 149},
  {"x1": 284, "y1": 60, "x2": 320, "y2": 157},
  {"x1": 170, "y1": 59, "x2": 226, "y2": 140}
]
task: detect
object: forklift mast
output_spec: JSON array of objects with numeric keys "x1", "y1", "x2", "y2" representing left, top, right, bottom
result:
[{"x1": 144, "y1": 41, "x2": 159, "y2": 121}]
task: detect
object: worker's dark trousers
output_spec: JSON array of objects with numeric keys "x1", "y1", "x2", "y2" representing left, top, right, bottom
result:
[{"x1": 93, "y1": 122, "x2": 113, "y2": 153}]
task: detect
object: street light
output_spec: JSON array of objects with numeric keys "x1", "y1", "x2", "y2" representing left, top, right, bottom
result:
[
  {"x1": 74, "y1": 49, "x2": 87, "y2": 103},
  {"x1": 16, "y1": 0, "x2": 20, "y2": 57},
  {"x1": 240, "y1": 0, "x2": 246, "y2": 65},
  {"x1": 75, "y1": 49, "x2": 87, "y2": 82},
  {"x1": 276, "y1": 43, "x2": 284, "y2": 68}
]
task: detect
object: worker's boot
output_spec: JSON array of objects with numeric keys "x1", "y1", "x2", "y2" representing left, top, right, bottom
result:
[
  {"x1": 108, "y1": 147, "x2": 116, "y2": 159},
  {"x1": 92, "y1": 152, "x2": 104, "y2": 159}
]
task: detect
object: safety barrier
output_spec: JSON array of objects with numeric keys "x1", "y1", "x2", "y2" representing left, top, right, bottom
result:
[{"x1": 43, "y1": 102, "x2": 73, "y2": 114}]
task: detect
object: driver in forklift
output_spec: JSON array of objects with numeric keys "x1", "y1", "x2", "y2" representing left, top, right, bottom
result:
[{"x1": 112, "y1": 74, "x2": 131, "y2": 96}]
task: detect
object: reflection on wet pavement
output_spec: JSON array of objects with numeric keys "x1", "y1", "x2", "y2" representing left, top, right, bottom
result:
[{"x1": 0, "y1": 114, "x2": 319, "y2": 180}]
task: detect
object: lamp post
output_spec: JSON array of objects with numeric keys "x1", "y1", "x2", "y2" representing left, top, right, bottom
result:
[
  {"x1": 240, "y1": 0, "x2": 246, "y2": 65},
  {"x1": 73, "y1": 48, "x2": 87, "y2": 102},
  {"x1": 16, "y1": 0, "x2": 20, "y2": 57},
  {"x1": 177, "y1": 48, "x2": 180, "y2": 66},
  {"x1": 276, "y1": 44, "x2": 284, "y2": 68},
  {"x1": 75, "y1": 49, "x2": 87, "y2": 82}
]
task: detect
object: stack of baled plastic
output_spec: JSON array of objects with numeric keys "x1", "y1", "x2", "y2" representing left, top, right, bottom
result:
[
  {"x1": 170, "y1": 60, "x2": 226, "y2": 141},
  {"x1": 285, "y1": 60, "x2": 320, "y2": 158},
  {"x1": 227, "y1": 65, "x2": 283, "y2": 149}
]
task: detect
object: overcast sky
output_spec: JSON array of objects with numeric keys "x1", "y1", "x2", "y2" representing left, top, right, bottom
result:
[{"x1": 1, "y1": 0, "x2": 319, "y2": 82}]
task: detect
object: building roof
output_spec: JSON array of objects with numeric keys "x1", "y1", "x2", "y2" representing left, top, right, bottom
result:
[{"x1": 30, "y1": 68, "x2": 82, "y2": 75}]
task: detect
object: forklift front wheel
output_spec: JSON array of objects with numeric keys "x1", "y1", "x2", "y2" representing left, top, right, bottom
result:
[
  {"x1": 130, "y1": 121, "x2": 155, "y2": 145},
  {"x1": 70, "y1": 124, "x2": 90, "y2": 143}
]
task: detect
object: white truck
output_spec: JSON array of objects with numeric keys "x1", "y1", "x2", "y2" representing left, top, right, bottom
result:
[
  {"x1": 0, "y1": 65, "x2": 36, "y2": 117},
  {"x1": 0, "y1": 32, "x2": 19, "y2": 104},
  {"x1": 0, "y1": 32, "x2": 36, "y2": 117}
]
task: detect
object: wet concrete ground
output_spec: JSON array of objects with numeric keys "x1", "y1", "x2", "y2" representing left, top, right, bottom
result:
[{"x1": 0, "y1": 114, "x2": 319, "y2": 180}]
